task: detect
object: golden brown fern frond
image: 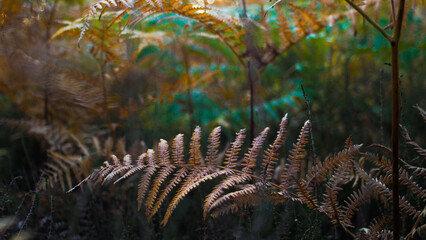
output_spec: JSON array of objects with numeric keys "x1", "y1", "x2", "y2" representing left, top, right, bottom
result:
[
  {"x1": 289, "y1": 2, "x2": 322, "y2": 35},
  {"x1": 145, "y1": 164, "x2": 175, "y2": 215},
  {"x1": 171, "y1": 133, "x2": 185, "y2": 165},
  {"x1": 189, "y1": 126, "x2": 202, "y2": 165},
  {"x1": 157, "y1": 139, "x2": 170, "y2": 164},
  {"x1": 0, "y1": 119, "x2": 102, "y2": 192},
  {"x1": 403, "y1": 160, "x2": 426, "y2": 178},
  {"x1": 210, "y1": 189, "x2": 262, "y2": 219},
  {"x1": 367, "y1": 216, "x2": 391, "y2": 239},
  {"x1": 320, "y1": 158, "x2": 355, "y2": 231},
  {"x1": 304, "y1": 144, "x2": 362, "y2": 188},
  {"x1": 242, "y1": 127, "x2": 269, "y2": 174},
  {"x1": 261, "y1": 114, "x2": 288, "y2": 182},
  {"x1": 208, "y1": 184, "x2": 258, "y2": 215},
  {"x1": 364, "y1": 154, "x2": 426, "y2": 202},
  {"x1": 294, "y1": 178, "x2": 319, "y2": 210},
  {"x1": 161, "y1": 167, "x2": 231, "y2": 225},
  {"x1": 280, "y1": 120, "x2": 310, "y2": 189},
  {"x1": 205, "y1": 126, "x2": 221, "y2": 165},
  {"x1": 79, "y1": 0, "x2": 244, "y2": 57},
  {"x1": 341, "y1": 183, "x2": 373, "y2": 228},
  {"x1": 43, "y1": 152, "x2": 92, "y2": 191},
  {"x1": 148, "y1": 168, "x2": 188, "y2": 220},
  {"x1": 223, "y1": 129, "x2": 246, "y2": 168},
  {"x1": 137, "y1": 150, "x2": 158, "y2": 210},
  {"x1": 74, "y1": 115, "x2": 408, "y2": 233},
  {"x1": 354, "y1": 161, "x2": 422, "y2": 218}
]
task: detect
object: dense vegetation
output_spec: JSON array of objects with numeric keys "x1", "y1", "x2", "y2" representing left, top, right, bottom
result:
[{"x1": 0, "y1": 0, "x2": 424, "y2": 239}]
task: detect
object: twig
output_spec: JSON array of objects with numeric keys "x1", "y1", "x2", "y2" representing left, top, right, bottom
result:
[
  {"x1": 344, "y1": 0, "x2": 392, "y2": 41},
  {"x1": 47, "y1": 195, "x2": 54, "y2": 240},
  {"x1": 17, "y1": 174, "x2": 44, "y2": 238},
  {"x1": 241, "y1": 0, "x2": 255, "y2": 143},
  {"x1": 301, "y1": 84, "x2": 317, "y2": 162}
]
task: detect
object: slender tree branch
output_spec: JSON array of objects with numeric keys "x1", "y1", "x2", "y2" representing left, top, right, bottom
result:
[{"x1": 345, "y1": 0, "x2": 392, "y2": 41}]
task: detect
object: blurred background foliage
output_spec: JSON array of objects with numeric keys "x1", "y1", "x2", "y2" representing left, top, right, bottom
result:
[{"x1": 0, "y1": 0, "x2": 424, "y2": 239}]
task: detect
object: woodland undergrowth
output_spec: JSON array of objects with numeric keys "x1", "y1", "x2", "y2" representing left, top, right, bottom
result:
[{"x1": 0, "y1": 0, "x2": 424, "y2": 239}]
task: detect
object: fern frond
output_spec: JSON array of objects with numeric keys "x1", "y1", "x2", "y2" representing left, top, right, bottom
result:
[
  {"x1": 368, "y1": 216, "x2": 391, "y2": 239},
  {"x1": 209, "y1": 184, "x2": 258, "y2": 213},
  {"x1": 354, "y1": 162, "x2": 421, "y2": 218},
  {"x1": 242, "y1": 127, "x2": 270, "y2": 174},
  {"x1": 294, "y1": 179, "x2": 319, "y2": 210},
  {"x1": 224, "y1": 129, "x2": 246, "y2": 168},
  {"x1": 161, "y1": 167, "x2": 229, "y2": 225},
  {"x1": 205, "y1": 126, "x2": 221, "y2": 165},
  {"x1": 41, "y1": 151, "x2": 94, "y2": 191},
  {"x1": 280, "y1": 120, "x2": 310, "y2": 189},
  {"x1": 321, "y1": 187, "x2": 346, "y2": 228},
  {"x1": 171, "y1": 134, "x2": 185, "y2": 165},
  {"x1": 203, "y1": 173, "x2": 252, "y2": 219},
  {"x1": 320, "y1": 159, "x2": 355, "y2": 230},
  {"x1": 261, "y1": 114, "x2": 288, "y2": 181},
  {"x1": 402, "y1": 160, "x2": 426, "y2": 178},
  {"x1": 365, "y1": 154, "x2": 426, "y2": 202},
  {"x1": 210, "y1": 192, "x2": 261, "y2": 219},
  {"x1": 145, "y1": 165, "x2": 175, "y2": 217},
  {"x1": 157, "y1": 139, "x2": 170, "y2": 164},
  {"x1": 289, "y1": 2, "x2": 322, "y2": 34},
  {"x1": 276, "y1": 8, "x2": 294, "y2": 50},
  {"x1": 79, "y1": 0, "x2": 244, "y2": 57},
  {"x1": 401, "y1": 125, "x2": 426, "y2": 159},
  {"x1": 415, "y1": 105, "x2": 426, "y2": 122},
  {"x1": 304, "y1": 145, "x2": 362, "y2": 188},
  {"x1": 103, "y1": 155, "x2": 134, "y2": 183},
  {"x1": 341, "y1": 183, "x2": 372, "y2": 228},
  {"x1": 113, "y1": 165, "x2": 145, "y2": 184},
  {"x1": 189, "y1": 126, "x2": 202, "y2": 165},
  {"x1": 148, "y1": 168, "x2": 188, "y2": 219},
  {"x1": 137, "y1": 150, "x2": 158, "y2": 210}
]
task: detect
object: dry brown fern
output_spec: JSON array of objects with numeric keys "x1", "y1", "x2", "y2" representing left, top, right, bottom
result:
[
  {"x1": 70, "y1": 110, "x2": 425, "y2": 237},
  {"x1": 0, "y1": 119, "x2": 98, "y2": 191},
  {"x1": 72, "y1": 114, "x2": 363, "y2": 230}
]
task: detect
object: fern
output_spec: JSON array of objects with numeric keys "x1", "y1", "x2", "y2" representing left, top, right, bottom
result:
[
  {"x1": 70, "y1": 110, "x2": 425, "y2": 237},
  {"x1": 72, "y1": 115, "x2": 357, "y2": 228}
]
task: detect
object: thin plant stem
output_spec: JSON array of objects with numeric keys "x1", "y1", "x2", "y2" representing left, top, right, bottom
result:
[
  {"x1": 301, "y1": 84, "x2": 317, "y2": 163},
  {"x1": 241, "y1": 0, "x2": 255, "y2": 143},
  {"x1": 248, "y1": 60, "x2": 254, "y2": 143},
  {"x1": 99, "y1": 26, "x2": 115, "y2": 143},
  {"x1": 345, "y1": 0, "x2": 392, "y2": 41},
  {"x1": 182, "y1": 47, "x2": 195, "y2": 133}
]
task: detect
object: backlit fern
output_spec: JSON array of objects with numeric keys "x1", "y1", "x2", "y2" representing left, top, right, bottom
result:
[{"x1": 73, "y1": 112, "x2": 425, "y2": 238}]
